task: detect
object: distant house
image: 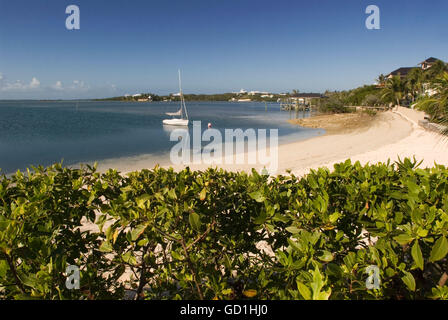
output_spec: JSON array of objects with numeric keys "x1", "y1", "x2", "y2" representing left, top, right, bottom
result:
[
  {"x1": 386, "y1": 57, "x2": 443, "y2": 79},
  {"x1": 387, "y1": 67, "x2": 414, "y2": 79},
  {"x1": 232, "y1": 89, "x2": 248, "y2": 95},
  {"x1": 383, "y1": 57, "x2": 446, "y2": 98},
  {"x1": 419, "y1": 57, "x2": 439, "y2": 70}
]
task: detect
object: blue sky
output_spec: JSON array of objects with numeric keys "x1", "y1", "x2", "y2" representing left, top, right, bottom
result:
[{"x1": 0, "y1": 0, "x2": 447, "y2": 99}]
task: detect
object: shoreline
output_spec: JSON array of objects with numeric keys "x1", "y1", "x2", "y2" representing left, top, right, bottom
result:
[
  {"x1": 19, "y1": 106, "x2": 442, "y2": 177},
  {"x1": 278, "y1": 106, "x2": 448, "y2": 176},
  {"x1": 92, "y1": 107, "x2": 448, "y2": 176}
]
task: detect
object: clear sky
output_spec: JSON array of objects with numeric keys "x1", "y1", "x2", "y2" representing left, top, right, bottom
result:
[{"x1": 0, "y1": 0, "x2": 447, "y2": 99}]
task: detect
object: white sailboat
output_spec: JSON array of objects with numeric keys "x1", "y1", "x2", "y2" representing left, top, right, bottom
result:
[{"x1": 163, "y1": 70, "x2": 189, "y2": 126}]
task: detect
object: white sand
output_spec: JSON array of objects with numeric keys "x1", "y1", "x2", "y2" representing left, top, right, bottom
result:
[
  {"x1": 95, "y1": 107, "x2": 448, "y2": 176},
  {"x1": 278, "y1": 107, "x2": 448, "y2": 176}
]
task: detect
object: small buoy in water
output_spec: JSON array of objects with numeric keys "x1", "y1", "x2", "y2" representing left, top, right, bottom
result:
[{"x1": 208, "y1": 123, "x2": 212, "y2": 129}]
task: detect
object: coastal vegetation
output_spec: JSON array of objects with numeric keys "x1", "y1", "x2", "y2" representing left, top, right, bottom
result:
[
  {"x1": 415, "y1": 72, "x2": 448, "y2": 136},
  {"x1": 95, "y1": 59, "x2": 448, "y2": 120},
  {"x1": 96, "y1": 60, "x2": 448, "y2": 121},
  {"x1": 183, "y1": 93, "x2": 279, "y2": 103},
  {"x1": 1, "y1": 159, "x2": 447, "y2": 300},
  {"x1": 319, "y1": 59, "x2": 448, "y2": 114},
  {"x1": 98, "y1": 92, "x2": 281, "y2": 103},
  {"x1": 98, "y1": 93, "x2": 162, "y2": 102},
  {"x1": 318, "y1": 85, "x2": 383, "y2": 114}
]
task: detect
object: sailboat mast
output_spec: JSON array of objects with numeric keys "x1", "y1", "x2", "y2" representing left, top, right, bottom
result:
[
  {"x1": 178, "y1": 69, "x2": 189, "y2": 120},
  {"x1": 178, "y1": 69, "x2": 182, "y2": 96}
]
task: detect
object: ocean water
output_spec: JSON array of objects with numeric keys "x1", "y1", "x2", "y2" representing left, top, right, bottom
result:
[{"x1": 0, "y1": 100, "x2": 322, "y2": 174}]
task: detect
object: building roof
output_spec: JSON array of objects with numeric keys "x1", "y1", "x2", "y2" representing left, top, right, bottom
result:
[
  {"x1": 419, "y1": 57, "x2": 439, "y2": 65},
  {"x1": 388, "y1": 67, "x2": 414, "y2": 77}
]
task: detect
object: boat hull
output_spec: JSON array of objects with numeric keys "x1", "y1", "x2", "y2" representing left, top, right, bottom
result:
[{"x1": 163, "y1": 119, "x2": 189, "y2": 126}]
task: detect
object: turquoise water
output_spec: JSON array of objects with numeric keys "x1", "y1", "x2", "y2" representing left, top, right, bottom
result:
[{"x1": 0, "y1": 100, "x2": 321, "y2": 173}]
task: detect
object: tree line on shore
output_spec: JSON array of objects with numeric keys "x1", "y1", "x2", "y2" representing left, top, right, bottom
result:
[
  {"x1": 98, "y1": 92, "x2": 286, "y2": 103},
  {"x1": 97, "y1": 59, "x2": 448, "y2": 133},
  {"x1": 319, "y1": 59, "x2": 448, "y2": 120}
]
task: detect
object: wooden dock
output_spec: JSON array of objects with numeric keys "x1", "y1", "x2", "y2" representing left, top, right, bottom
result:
[{"x1": 279, "y1": 99, "x2": 316, "y2": 111}]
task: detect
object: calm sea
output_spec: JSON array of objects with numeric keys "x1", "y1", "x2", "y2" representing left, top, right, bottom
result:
[{"x1": 0, "y1": 100, "x2": 322, "y2": 174}]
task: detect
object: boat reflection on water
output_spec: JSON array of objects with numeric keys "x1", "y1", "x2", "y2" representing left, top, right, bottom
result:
[{"x1": 162, "y1": 124, "x2": 188, "y2": 136}]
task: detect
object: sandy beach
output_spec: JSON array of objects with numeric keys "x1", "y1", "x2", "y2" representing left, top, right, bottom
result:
[
  {"x1": 279, "y1": 106, "x2": 448, "y2": 176},
  {"x1": 95, "y1": 107, "x2": 448, "y2": 176}
]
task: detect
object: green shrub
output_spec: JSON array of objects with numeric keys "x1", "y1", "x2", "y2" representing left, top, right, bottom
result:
[
  {"x1": 362, "y1": 109, "x2": 377, "y2": 116},
  {"x1": 0, "y1": 158, "x2": 447, "y2": 300}
]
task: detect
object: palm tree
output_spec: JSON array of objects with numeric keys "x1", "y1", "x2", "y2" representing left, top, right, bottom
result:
[
  {"x1": 381, "y1": 75, "x2": 405, "y2": 106},
  {"x1": 405, "y1": 68, "x2": 424, "y2": 102},
  {"x1": 425, "y1": 60, "x2": 448, "y2": 80},
  {"x1": 415, "y1": 72, "x2": 448, "y2": 135},
  {"x1": 376, "y1": 74, "x2": 386, "y2": 87}
]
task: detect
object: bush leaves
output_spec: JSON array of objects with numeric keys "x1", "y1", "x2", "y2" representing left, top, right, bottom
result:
[
  {"x1": 429, "y1": 236, "x2": 448, "y2": 262},
  {"x1": 411, "y1": 241, "x2": 424, "y2": 270}
]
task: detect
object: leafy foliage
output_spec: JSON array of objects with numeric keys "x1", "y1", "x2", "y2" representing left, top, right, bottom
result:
[
  {"x1": 321, "y1": 59, "x2": 448, "y2": 113},
  {"x1": 415, "y1": 72, "x2": 448, "y2": 136},
  {"x1": 319, "y1": 85, "x2": 385, "y2": 113},
  {"x1": 383, "y1": 60, "x2": 447, "y2": 107},
  {"x1": 1, "y1": 159, "x2": 447, "y2": 300}
]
